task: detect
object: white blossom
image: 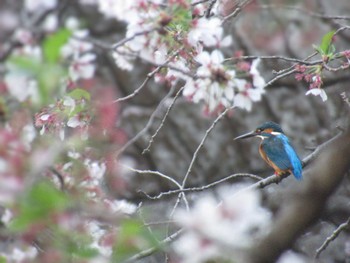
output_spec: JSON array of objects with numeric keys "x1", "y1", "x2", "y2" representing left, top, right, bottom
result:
[
  {"x1": 104, "y1": 199, "x2": 137, "y2": 215},
  {"x1": 24, "y1": 0, "x2": 57, "y2": 12},
  {"x1": 305, "y1": 88, "x2": 327, "y2": 101},
  {"x1": 67, "y1": 116, "x2": 83, "y2": 128},
  {"x1": 112, "y1": 49, "x2": 134, "y2": 71},
  {"x1": 183, "y1": 50, "x2": 236, "y2": 112},
  {"x1": 61, "y1": 30, "x2": 93, "y2": 58},
  {"x1": 250, "y1": 58, "x2": 266, "y2": 89},
  {"x1": 188, "y1": 17, "x2": 232, "y2": 50},
  {"x1": 42, "y1": 14, "x2": 58, "y2": 32},
  {"x1": 173, "y1": 186, "x2": 271, "y2": 263},
  {"x1": 69, "y1": 53, "x2": 96, "y2": 81},
  {"x1": 84, "y1": 159, "x2": 106, "y2": 180},
  {"x1": 4, "y1": 73, "x2": 39, "y2": 102},
  {"x1": 87, "y1": 221, "x2": 112, "y2": 257}
]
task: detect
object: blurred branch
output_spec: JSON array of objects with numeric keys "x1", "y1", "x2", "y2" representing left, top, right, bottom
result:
[
  {"x1": 205, "y1": 0, "x2": 217, "y2": 18},
  {"x1": 222, "y1": 0, "x2": 253, "y2": 24},
  {"x1": 123, "y1": 229, "x2": 183, "y2": 263},
  {"x1": 258, "y1": 4, "x2": 350, "y2": 20},
  {"x1": 112, "y1": 29, "x2": 157, "y2": 50},
  {"x1": 315, "y1": 217, "x2": 350, "y2": 258},
  {"x1": 226, "y1": 55, "x2": 322, "y2": 65}
]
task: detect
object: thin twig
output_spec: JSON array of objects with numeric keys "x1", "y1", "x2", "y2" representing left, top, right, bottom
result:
[
  {"x1": 112, "y1": 29, "x2": 156, "y2": 49},
  {"x1": 225, "y1": 55, "x2": 322, "y2": 65},
  {"x1": 323, "y1": 62, "x2": 350, "y2": 72},
  {"x1": 116, "y1": 86, "x2": 176, "y2": 155},
  {"x1": 258, "y1": 4, "x2": 350, "y2": 21},
  {"x1": 113, "y1": 49, "x2": 181, "y2": 103},
  {"x1": 142, "y1": 173, "x2": 262, "y2": 199},
  {"x1": 315, "y1": 217, "x2": 350, "y2": 258},
  {"x1": 264, "y1": 68, "x2": 297, "y2": 88},
  {"x1": 122, "y1": 165, "x2": 190, "y2": 210},
  {"x1": 181, "y1": 106, "x2": 233, "y2": 188},
  {"x1": 169, "y1": 106, "x2": 234, "y2": 218},
  {"x1": 221, "y1": 0, "x2": 252, "y2": 24},
  {"x1": 205, "y1": 0, "x2": 217, "y2": 18},
  {"x1": 142, "y1": 87, "x2": 184, "y2": 154},
  {"x1": 191, "y1": 0, "x2": 210, "y2": 6},
  {"x1": 123, "y1": 229, "x2": 183, "y2": 263},
  {"x1": 120, "y1": 165, "x2": 181, "y2": 189},
  {"x1": 113, "y1": 70, "x2": 155, "y2": 103},
  {"x1": 334, "y1": 25, "x2": 350, "y2": 36}
]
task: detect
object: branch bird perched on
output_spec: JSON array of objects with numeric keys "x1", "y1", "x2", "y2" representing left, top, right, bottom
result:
[{"x1": 234, "y1": 121, "x2": 303, "y2": 180}]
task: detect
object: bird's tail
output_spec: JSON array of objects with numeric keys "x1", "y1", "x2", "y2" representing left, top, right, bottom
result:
[{"x1": 292, "y1": 167, "x2": 303, "y2": 181}]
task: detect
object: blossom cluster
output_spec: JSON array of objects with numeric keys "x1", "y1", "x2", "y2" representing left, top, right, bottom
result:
[
  {"x1": 0, "y1": 5, "x2": 130, "y2": 261},
  {"x1": 295, "y1": 64, "x2": 327, "y2": 102},
  {"x1": 173, "y1": 186, "x2": 271, "y2": 263},
  {"x1": 85, "y1": 0, "x2": 266, "y2": 113}
]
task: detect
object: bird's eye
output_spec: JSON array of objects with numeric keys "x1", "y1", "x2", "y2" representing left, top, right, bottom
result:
[{"x1": 256, "y1": 128, "x2": 262, "y2": 133}]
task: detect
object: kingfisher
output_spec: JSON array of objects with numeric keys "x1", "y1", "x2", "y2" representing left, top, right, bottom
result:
[{"x1": 234, "y1": 121, "x2": 302, "y2": 180}]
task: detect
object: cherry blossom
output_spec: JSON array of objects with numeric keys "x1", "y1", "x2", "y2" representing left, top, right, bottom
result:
[
  {"x1": 24, "y1": 0, "x2": 57, "y2": 12},
  {"x1": 69, "y1": 53, "x2": 96, "y2": 81},
  {"x1": 169, "y1": 51, "x2": 266, "y2": 113},
  {"x1": 4, "y1": 73, "x2": 38, "y2": 102},
  {"x1": 0, "y1": 247, "x2": 38, "y2": 262},
  {"x1": 97, "y1": 0, "x2": 136, "y2": 22},
  {"x1": 183, "y1": 50, "x2": 238, "y2": 112},
  {"x1": 188, "y1": 17, "x2": 232, "y2": 49},
  {"x1": 112, "y1": 49, "x2": 134, "y2": 71},
  {"x1": 173, "y1": 186, "x2": 271, "y2": 263},
  {"x1": 306, "y1": 88, "x2": 328, "y2": 101},
  {"x1": 61, "y1": 30, "x2": 94, "y2": 58},
  {"x1": 250, "y1": 58, "x2": 266, "y2": 89}
]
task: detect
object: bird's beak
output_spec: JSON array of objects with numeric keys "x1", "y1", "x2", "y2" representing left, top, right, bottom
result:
[{"x1": 234, "y1": 131, "x2": 257, "y2": 140}]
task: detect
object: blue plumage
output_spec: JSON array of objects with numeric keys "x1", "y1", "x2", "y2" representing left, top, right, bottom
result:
[
  {"x1": 261, "y1": 134, "x2": 302, "y2": 180},
  {"x1": 234, "y1": 121, "x2": 303, "y2": 181}
]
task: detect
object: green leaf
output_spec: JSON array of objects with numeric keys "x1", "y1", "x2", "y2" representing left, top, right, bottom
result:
[
  {"x1": 319, "y1": 30, "x2": 335, "y2": 55},
  {"x1": 112, "y1": 219, "x2": 160, "y2": 262},
  {"x1": 10, "y1": 181, "x2": 68, "y2": 231},
  {"x1": 7, "y1": 55, "x2": 67, "y2": 107},
  {"x1": 37, "y1": 63, "x2": 65, "y2": 105},
  {"x1": 167, "y1": 5, "x2": 192, "y2": 33},
  {"x1": 68, "y1": 88, "x2": 91, "y2": 101},
  {"x1": 66, "y1": 240, "x2": 99, "y2": 259},
  {"x1": 43, "y1": 28, "x2": 72, "y2": 63}
]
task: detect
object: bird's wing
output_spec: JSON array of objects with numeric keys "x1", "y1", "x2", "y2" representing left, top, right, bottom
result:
[
  {"x1": 261, "y1": 137, "x2": 292, "y2": 171},
  {"x1": 262, "y1": 135, "x2": 302, "y2": 180}
]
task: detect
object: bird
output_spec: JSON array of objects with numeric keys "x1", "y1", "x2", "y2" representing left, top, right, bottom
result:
[{"x1": 234, "y1": 121, "x2": 303, "y2": 180}]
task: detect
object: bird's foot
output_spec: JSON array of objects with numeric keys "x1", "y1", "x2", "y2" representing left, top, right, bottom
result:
[{"x1": 274, "y1": 172, "x2": 283, "y2": 184}]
